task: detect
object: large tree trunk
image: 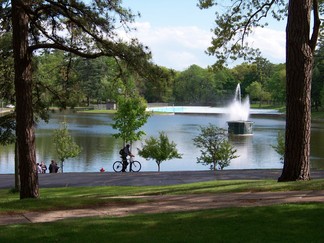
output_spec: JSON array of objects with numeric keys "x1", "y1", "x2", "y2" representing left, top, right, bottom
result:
[
  {"x1": 14, "y1": 142, "x2": 20, "y2": 191},
  {"x1": 278, "y1": 0, "x2": 313, "y2": 181},
  {"x1": 12, "y1": 0, "x2": 39, "y2": 198}
]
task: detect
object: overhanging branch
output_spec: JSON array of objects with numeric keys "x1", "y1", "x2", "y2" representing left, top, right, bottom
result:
[{"x1": 309, "y1": 0, "x2": 321, "y2": 51}]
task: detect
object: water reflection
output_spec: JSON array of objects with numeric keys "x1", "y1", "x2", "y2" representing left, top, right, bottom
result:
[{"x1": 1, "y1": 112, "x2": 324, "y2": 174}]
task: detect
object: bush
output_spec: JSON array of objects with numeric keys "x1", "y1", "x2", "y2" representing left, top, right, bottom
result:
[{"x1": 193, "y1": 124, "x2": 238, "y2": 170}]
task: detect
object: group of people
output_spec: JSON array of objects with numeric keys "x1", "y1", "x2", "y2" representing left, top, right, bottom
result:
[
  {"x1": 36, "y1": 160, "x2": 59, "y2": 173},
  {"x1": 36, "y1": 161, "x2": 47, "y2": 173},
  {"x1": 36, "y1": 145, "x2": 133, "y2": 174}
]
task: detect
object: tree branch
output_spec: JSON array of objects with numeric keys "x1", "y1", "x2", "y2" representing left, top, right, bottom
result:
[
  {"x1": 309, "y1": 0, "x2": 321, "y2": 51},
  {"x1": 241, "y1": 0, "x2": 276, "y2": 45},
  {"x1": 29, "y1": 43, "x2": 106, "y2": 58}
]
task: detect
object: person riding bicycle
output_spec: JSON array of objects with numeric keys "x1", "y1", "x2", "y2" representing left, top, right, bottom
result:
[{"x1": 121, "y1": 144, "x2": 134, "y2": 172}]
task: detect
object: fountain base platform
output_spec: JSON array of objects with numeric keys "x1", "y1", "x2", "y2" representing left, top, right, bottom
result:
[{"x1": 227, "y1": 121, "x2": 253, "y2": 136}]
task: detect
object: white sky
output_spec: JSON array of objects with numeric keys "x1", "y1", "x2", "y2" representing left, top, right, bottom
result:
[{"x1": 121, "y1": 0, "x2": 286, "y2": 71}]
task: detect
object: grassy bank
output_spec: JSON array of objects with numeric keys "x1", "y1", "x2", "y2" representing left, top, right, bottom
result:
[
  {"x1": 1, "y1": 179, "x2": 324, "y2": 213},
  {"x1": 250, "y1": 103, "x2": 285, "y2": 111},
  {"x1": 1, "y1": 179, "x2": 324, "y2": 242},
  {"x1": 76, "y1": 109, "x2": 116, "y2": 114},
  {"x1": 0, "y1": 203, "x2": 323, "y2": 243}
]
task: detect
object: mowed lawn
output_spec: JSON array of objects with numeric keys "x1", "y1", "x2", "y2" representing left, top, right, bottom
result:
[{"x1": 0, "y1": 179, "x2": 324, "y2": 242}]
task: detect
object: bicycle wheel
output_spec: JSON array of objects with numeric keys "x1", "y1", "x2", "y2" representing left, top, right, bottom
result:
[
  {"x1": 130, "y1": 161, "x2": 141, "y2": 172},
  {"x1": 113, "y1": 161, "x2": 123, "y2": 172}
]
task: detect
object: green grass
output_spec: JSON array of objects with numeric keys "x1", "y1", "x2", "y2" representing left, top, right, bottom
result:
[
  {"x1": 0, "y1": 203, "x2": 323, "y2": 242},
  {"x1": 1, "y1": 179, "x2": 324, "y2": 213},
  {"x1": 76, "y1": 109, "x2": 116, "y2": 114},
  {"x1": 311, "y1": 111, "x2": 324, "y2": 120},
  {"x1": 77, "y1": 109, "x2": 174, "y2": 115},
  {"x1": 1, "y1": 179, "x2": 324, "y2": 242},
  {"x1": 250, "y1": 103, "x2": 285, "y2": 111}
]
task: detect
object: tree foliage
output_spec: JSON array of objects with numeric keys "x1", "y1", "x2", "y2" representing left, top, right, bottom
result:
[
  {"x1": 199, "y1": 0, "x2": 322, "y2": 181},
  {"x1": 112, "y1": 95, "x2": 150, "y2": 145},
  {"x1": 141, "y1": 66, "x2": 175, "y2": 103},
  {"x1": 313, "y1": 37, "x2": 324, "y2": 110},
  {"x1": 138, "y1": 132, "x2": 182, "y2": 172},
  {"x1": 198, "y1": 0, "x2": 287, "y2": 68},
  {"x1": 271, "y1": 131, "x2": 285, "y2": 163},
  {"x1": 0, "y1": 0, "x2": 153, "y2": 199},
  {"x1": 193, "y1": 124, "x2": 238, "y2": 170},
  {"x1": 173, "y1": 64, "x2": 235, "y2": 105},
  {"x1": 53, "y1": 122, "x2": 81, "y2": 173},
  {"x1": 0, "y1": 113, "x2": 16, "y2": 145},
  {"x1": 246, "y1": 81, "x2": 271, "y2": 105},
  {"x1": 266, "y1": 64, "x2": 286, "y2": 104},
  {"x1": 0, "y1": 31, "x2": 15, "y2": 105}
]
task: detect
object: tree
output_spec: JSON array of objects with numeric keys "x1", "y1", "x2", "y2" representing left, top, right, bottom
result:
[
  {"x1": 173, "y1": 65, "x2": 221, "y2": 105},
  {"x1": 230, "y1": 63, "x2": 259, "y2": 97},
  {"x1": 246, "y1": 81, "x2": 271, "y2": 106},
  {"x1": 75, "y1": 57, "x2": 110, "y2": 106},
  {"x1": 198, "y1": 0, "x2": 321, "y2": 181},
  {"x1": 53, "y1": 122, "x2": 81, "y2": 173},
  {"x1": 312, "y1": 37, "x2": 324, "y2": 110},
  {"x1": 0, "y1": 31, "x2": 15, "y2": 105},
  {"x1": 1, "y1": 0, "x2": 152, "y2": 198},
  {"x1": 0, "y1": 113, "x2": 19, "y2": 190},
  {"x1": 112, "y1": 95, "x2": 150, "y2": 146},
  {"x1": 193, "y1": 124, "x2": 238, "y2": 170},
  {"x1": 271, "y1": 131, "x2": 285, "y2": 163},
  {"x1": 34, "y1": 50, "x2": 82, "y2": 109},
  {"x1": 280, "y1": 0, "x2": 320, "y2": 181},
  {"x1": 138, "y1": 132, "x2": 182, "y2": 172},
  {"x1": 245, "y1": 81, "x2": 263, "y2": 102},
  {"x1": 267, "y1": 64, "x2": 286, "y2": 105},
  {"x1": 141, "y1": 66, "x2": 175, "y2": 103}
]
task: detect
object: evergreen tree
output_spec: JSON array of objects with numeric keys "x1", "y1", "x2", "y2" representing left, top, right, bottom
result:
[{"x1": 1, "y1": 0, "x2": 152, "y2": 199}]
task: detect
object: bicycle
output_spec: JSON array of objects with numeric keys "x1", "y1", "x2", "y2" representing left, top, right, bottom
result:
[{"x1": 113, "y1": 156, "x2": 142, "y2": 172}]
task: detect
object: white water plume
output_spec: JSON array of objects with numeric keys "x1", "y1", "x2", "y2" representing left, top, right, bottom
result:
[{"x1": 228, "y1": 84, "x2": 250, "y2": 121}]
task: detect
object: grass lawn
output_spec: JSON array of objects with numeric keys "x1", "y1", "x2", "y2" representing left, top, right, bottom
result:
[
  {"x1": 76, "y1": 109, "x2": 116, "y2": 114},
  {"x1": 1, "y1": 179, "x2": 324, "y2": 213},
  {"x1": 250, "y1": 103, "x2": 285, "y2": 111},
  {"x1": 0, "y1": 203, "x2": 323, "y2": 243},
  {"x1": 0, "y1": 179, "x2": 323, "y2": 242},
  {"x1": 77, "y1": 109, "x2": 173, "y2": 115}
]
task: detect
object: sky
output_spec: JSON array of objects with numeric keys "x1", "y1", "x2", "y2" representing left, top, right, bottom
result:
[{"x1": 120, "y1": 0, "x2": 286, "y2": 71}]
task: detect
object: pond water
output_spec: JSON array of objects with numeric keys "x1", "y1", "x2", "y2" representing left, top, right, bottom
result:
[{"x1": 1, "y1": 110, "x2": 324, "y2": 174}]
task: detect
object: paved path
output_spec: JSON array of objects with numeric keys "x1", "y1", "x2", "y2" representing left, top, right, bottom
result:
[
  {"x1": 2, "y1": 169, "x2": 324, "y2": 189},
  {"x1": 1, "y1": 170, "x2": 323, "y2": 226}
]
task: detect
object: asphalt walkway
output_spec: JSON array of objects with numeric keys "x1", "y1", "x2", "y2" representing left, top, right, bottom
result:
[
  {"x1": 0, "y1": 169, "x2": 323, "y2": 226},
  {"x1": 2, "y1": 169, "x2": 324, "y2": 189}
]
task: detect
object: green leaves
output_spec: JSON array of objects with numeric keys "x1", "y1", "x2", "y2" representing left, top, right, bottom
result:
[
  {"x1": 198, "y1": 0, "x2": 287, "y2": 68},
  {"x1": 193, "y1": 124, "x2": 238, "y2": 170},
  {"x1": 112, "y1": 95, "x2": 150, "y2": 145},
  {"x1": 52, "y1": 122, "x2": 81, "y2": 172},
  {"x1": 271, "y1": 130, "x2": 285, "y2": 163},
  {"x1": 138, "y1": 132, "x2": 182, "y2": 172},
  {"x1": 0, "y1": 113, "x2": 16, "y2": 145}
]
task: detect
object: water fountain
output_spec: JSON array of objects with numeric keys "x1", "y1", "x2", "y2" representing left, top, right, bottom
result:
[{"x1": 227, "y1": 84, "x2": 253, "y2": 135}]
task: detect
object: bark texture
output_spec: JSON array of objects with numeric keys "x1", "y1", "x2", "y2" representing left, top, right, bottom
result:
[
  {"x1": 12, "y1": 0, "x2": 39, "y2": 198},
  {"x1": 278, "y1": 0, "x2": 313, "y2": 181}
]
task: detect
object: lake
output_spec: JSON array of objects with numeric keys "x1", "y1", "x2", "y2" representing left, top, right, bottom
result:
[{"x1": 1, "y1": 109, "x2": 324, "y2": 174}]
